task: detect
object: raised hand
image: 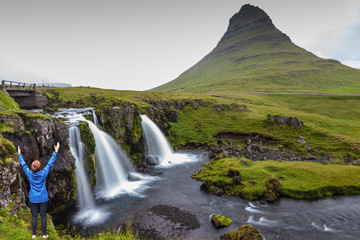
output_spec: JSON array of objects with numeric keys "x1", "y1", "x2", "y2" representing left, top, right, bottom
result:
[
  {"x1": 17, "y1": 146, "x2": 21, "y2": 156},
  {"x1": 54, "y1": 142, "x2": 60, "y2": 153}
]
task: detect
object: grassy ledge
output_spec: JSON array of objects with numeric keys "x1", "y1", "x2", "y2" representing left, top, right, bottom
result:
[{"x1": 193, "y1": 157, "x2": 360, "y2": 200}]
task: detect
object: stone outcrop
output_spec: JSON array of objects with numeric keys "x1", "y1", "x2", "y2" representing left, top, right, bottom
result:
[
  {"x1": 267, "y1": 114, "x2": 303, "y2": 129},
  {"x1": 96, "y1": 99, "x2": 207, "y2": 167},
  {"x1": 220, "y1": 224, "x2": 265, "y2": 240},
  {"x1": 79, "y1": 122, "x2": 96, "y2": 187},
  {"x1": 0, "y1": 158, "x2": 25, "y2": 209},
  {"x1": 218, "y1": 4, "x2": 291, "y2": 47},
  {"x1": 1, "y1": 112, "x2": 76, "y2": 212},
  {"x1": 211, "y1": 215, "x2": 233, "y2": 228},
  {"x1": 210, "y1": 133, "x2": 332, "y2": 163},
  {"x1": 262, "y1": 177, "x2": 281, "y2": 203},
  {"x1": 97, "y1": 104, "x2": 143, "y2": 164}
]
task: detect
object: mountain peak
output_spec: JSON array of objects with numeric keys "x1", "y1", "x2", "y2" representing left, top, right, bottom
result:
[
  {"x1": 153, "y1": 4, "x2": 360, "y2": 94},
  {"x1": 218, "y1": 4, "x2": 290, "y2": 47}
]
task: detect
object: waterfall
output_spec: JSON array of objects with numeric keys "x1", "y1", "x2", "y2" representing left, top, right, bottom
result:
[
  {"x1": 140, "y1": 114, "x2": 194, "y2": 167},
  {"x1": 69, "y1": 126, "x2": 95, "y2": 210},
  {"x1": 58, "y1": 109, "x2": 109, "y2": 225},
  {"x1": 140, "y1": 115, "x2": 173, "y2": 160},
  {"x1": 55, "y1": 108, "x2": 157, "y2": 224},
  {"x1": 86, "y1": 120, "x2": 152, "y2": 199},
  {"x1": 92, "y1": 110, "x2": 99, "y2": 126}
]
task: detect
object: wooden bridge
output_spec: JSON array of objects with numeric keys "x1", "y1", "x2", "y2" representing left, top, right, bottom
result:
[{"x1": 1, "y1": 80, "x2": 48, "y2": 109}]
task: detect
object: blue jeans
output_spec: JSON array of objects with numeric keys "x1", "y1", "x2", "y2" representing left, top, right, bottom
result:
[{"x1": 30, "y1": 202, "x2": 48, "y2": 235}]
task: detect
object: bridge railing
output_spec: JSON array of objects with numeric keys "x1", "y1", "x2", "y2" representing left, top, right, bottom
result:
[{"x1": 1, "y1": 80, "x2": 36, "y2": 90}]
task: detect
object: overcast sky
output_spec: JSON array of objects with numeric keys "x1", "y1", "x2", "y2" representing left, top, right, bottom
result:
[{"x1": 0, "y1": 0, "x2": 359, "y2": 91}]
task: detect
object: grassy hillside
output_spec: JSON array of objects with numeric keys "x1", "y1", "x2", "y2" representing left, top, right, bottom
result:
[
  {"x1": 152, "y1": 5, "x2": 360, "y2": 94},
  {"x1": 2, "y1": 86, "x2": 360, "y2": 238},
  {"x1": 40, "y1": 87, "x2": 360, "y2": 160}
]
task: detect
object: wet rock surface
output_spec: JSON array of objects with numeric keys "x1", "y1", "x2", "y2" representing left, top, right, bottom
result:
[
  {"x1": 144, "y1": 155, "x2": 160, "y2": 166},
  {"x1": 133, "y1": 204, "x2": 201, "y2": 239},
  {"x1": 220, "y1": 224, "x2": 265, "y2": 240},
  {"x1": 149, "y1": 205, "x2": 200, "y2": 230},
  {"x1": 1, "y1": 113, "x2": 76, "y2": 212},
  {"x1": 211, "y1": 214, "x2": 233, "y2": 228}
]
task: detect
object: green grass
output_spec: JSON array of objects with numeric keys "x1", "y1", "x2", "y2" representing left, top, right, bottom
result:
[
  {"x1": 168, "y1": 93, "x2": 360, "y2": 159},
  {"x1": 0, "y1": 90, "x2": 19, "y2": 111},
  {"x1": 39, "y1": 87, "x2": 360, "y2": 159},
  {"x1": 0, "y1": 204, "x2": 139, "y2": 240},
  {"x1": 193, "y1": 158, "x2": 360, "y2": 199}
]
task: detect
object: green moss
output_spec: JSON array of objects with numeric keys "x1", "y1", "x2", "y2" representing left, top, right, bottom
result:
[
  {"x1": 0, "y1": 90, "x2": 19, "y2": 111},
  {"x1": 5, "y1": 156, "x2": 12, "y2": 164},
  {"x1": 221, "y1": 224, "x2": 265, "y2": 240},
  {"x1": 79, "y1": 122, "x2": 96, "y2": 187},
  {"x1": 211, "y1": 215, "x2": 233, "y2": 228},
  {"x1": 236, "y1": 224, "x2": 264, "y2": 240},
  {"x1": 50, "y1": 170, "x2": 77, "y2": 215},
  {"x1": 194, "y1": 157, "x2": 360, "y2": 200}
]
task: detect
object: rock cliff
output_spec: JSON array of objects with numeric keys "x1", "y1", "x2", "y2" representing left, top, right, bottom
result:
[{"x1": 0, "y1": 112, "x2": 76, "y2": 212}]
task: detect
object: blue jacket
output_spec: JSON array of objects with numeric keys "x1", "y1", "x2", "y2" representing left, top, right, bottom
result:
[{"x1": 18, "y1": 152, "x2": 58, "y2": 203}]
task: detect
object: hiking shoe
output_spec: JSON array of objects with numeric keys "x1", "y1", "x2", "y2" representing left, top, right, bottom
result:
[
  {"x1": 42, "y1": 235, "x2": 48, "y2": 239},
  {"x1": 32, "y1": 235, "x2": 36, "y2": 239}
]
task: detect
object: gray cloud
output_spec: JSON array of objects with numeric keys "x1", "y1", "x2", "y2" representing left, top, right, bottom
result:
[
  {"x1": 332, "y1": 20, "x2": 360, "y2": 68},
  {"x1": 0, "y1": 0, "x2": 359, "y2": 90}
]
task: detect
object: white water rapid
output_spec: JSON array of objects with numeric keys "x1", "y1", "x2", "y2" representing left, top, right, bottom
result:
[{"x1": 140, "y1": 114, "x2": 195, "y2": 167}]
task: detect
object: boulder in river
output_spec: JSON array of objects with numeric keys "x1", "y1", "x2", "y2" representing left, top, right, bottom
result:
[
  {"x1": 128, "y1": 172, "x2": 141, "y2": 181},
  {"x1": 144, "y1": 155, "x2": 160, "y2": 166},
  {"x1": 200, "y1": 180, "x2": 213, "y2": 192},
  {"x1": 220, "y1": 224, "x2": 265, "y2": 240},
  {"x1": 211, "y1": 215, "x2": 232, "y2": 228}
]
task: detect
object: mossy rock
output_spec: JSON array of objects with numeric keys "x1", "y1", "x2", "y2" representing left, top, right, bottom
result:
[
  {"x1": 211, "y1": 215, "x2": 232, "y2": 228},
  {"x1": 79, "y1": 122, "x2": 96, "y2": 187},
  {"x1": 262, "y1": 177, "x2": 281, "y2": 202},
  {"x1": 220, "y1": 224, "x2": 265, "y2": 240}
]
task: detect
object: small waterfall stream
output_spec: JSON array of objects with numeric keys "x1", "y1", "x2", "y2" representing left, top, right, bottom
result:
[
  {"x1": 140, "y1": 115, "x2": 173, "y2": 161},
  {"x1": 140, "y1": 114, "x2": 194, "y2": 167},
  {"x1": 69, "y1": 126, "x2": 95, "y2": 210},
  {"x1": 86, "y1": 120, "x2": 147, "y2": 199}
]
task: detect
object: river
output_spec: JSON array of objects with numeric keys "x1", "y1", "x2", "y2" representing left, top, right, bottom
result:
[{"x1": 55, "y1": 150, "x2": 360, "y2": 240}]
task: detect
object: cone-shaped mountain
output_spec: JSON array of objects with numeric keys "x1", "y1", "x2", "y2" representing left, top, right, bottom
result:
[{"x1": 153, "y1": 4, "x2": 360, "y2": 93}]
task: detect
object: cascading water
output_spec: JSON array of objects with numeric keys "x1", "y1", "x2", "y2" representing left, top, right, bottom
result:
[
  {"x1": 92, "y1": 110, "x2": 99, "y2": 126},
  {"x1": 69, "y1": 126, "x2": 95, "y2": 211},
  {"x1": 140, "y1": 114, "x2": 195, "y2": 167},
  {"x1": 86, "y1": 121, "x2": 148, "y2": 198},
  {"x1": 140, "y1": 115, "x2": 173, "y2": 160},
  {"x1": 55, "y1": 109, "x2": 109, "y2": 225}
]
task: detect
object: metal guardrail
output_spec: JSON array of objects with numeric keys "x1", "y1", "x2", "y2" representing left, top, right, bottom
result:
[{"x1": 1, "y1": 80, "x2": 36, "y2": 90}]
